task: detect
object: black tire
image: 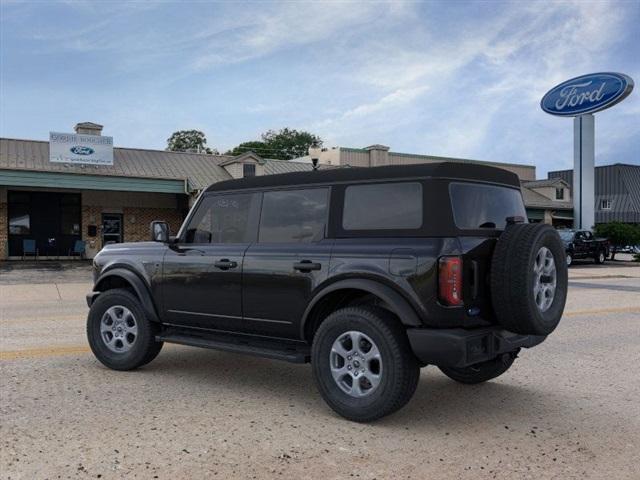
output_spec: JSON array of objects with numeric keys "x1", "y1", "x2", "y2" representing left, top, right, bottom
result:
[
  {"x1": 311, "y1": 306, "x2": 420, "y2": 422},
  {"x1": 87, "y1": 289, "x2": 163, "y2": 371},
  {"x1": 491, "y1": 223, "x2": 568, "y2": 335},
  {"x1": 439, "y1": 352, "x2": 516, "y2": 384},
  {"x1": 594, "y1": 250, "x2": 606, "y2": 264}
]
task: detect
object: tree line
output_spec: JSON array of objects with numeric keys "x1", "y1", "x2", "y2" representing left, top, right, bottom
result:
[{"x1": 166, "y1": 128, "x2": 321, "y2": 160}]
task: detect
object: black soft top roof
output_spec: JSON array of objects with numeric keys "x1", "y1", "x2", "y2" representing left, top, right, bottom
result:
[{"x1": 205, "y1": 162, "x2": 520, "y2": 193}]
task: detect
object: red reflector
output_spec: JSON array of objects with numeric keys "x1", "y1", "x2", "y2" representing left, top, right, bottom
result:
[{"x1": 439, "y1": 256, "x2": 463, "y2": 306}]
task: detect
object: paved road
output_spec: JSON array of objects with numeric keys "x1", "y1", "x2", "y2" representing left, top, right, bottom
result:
[{"x1": 1, "y1": 262, "x2": 639, "y2": 479}]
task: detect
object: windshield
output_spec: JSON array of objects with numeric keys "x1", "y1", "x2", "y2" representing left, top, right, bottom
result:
[
  {"x1": 558, "y1": 231, "x2": 574, "y2": 241},
  {"x1": 449, "y1": 182, "x2": 527, "y2": 230}
]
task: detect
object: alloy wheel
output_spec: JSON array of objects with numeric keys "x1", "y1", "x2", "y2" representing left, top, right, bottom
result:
[
  {"x1": 533, "y1": 246, "x2": 557, "y2": 312},
  {"x1": 329, "y1": 331, "x2": 382, "y2": 397},
  {"x1": 100, "y1": 305, "x2": 138, "y2": 353}
]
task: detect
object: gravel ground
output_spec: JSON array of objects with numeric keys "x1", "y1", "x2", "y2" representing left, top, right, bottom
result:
[{"x1": 1, "y1": 262, "x2": 639, "y2": 479}]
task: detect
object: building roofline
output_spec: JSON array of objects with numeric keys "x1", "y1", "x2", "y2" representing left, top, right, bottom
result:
[
  {"x1": 0, "y1": 136, "x2": 234, "y2": 159},
  {"x1": 339, "y1": 146, "x2": 535, "y2": 169},
  {"x1": 549, "y1": 163, "x2": 640, "y2": 175}
]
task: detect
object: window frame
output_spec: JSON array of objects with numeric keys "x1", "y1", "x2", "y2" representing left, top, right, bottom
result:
[
  {"x1": 178, "y1": 191, "x2": 261, "y2": 245},
  {"x1": 243, "y1": 163, "x2": 256, "y2": 178},
  {"x1": 600, "y1": 199, "x2": 612, "y2": 210},
  {"x1": 257, "y1": 186, "x2": 331, "y2": 244},
  {"x1": 555, "y1": 187, "x2": 564, "y2": 200}
]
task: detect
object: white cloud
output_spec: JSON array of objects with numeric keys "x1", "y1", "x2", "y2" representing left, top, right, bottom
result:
[
  {"x1": 2, "y1": 0, "x2": 636, "y2": 174},
  {"x1": 308, "y1": 0, "x2": 636, "y2": 175}
]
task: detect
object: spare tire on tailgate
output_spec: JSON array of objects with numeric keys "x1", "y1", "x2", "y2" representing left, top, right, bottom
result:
[{"x1": 490, "y1": 223, "x2": 568, "y2": 335}]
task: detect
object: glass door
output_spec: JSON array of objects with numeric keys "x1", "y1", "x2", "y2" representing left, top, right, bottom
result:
[{"x1": 102, "y1": 213, "x2": 123, "y2": 245}]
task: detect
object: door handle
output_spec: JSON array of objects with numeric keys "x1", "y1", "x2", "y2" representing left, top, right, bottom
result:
[
  {"x1": 293, "y1": 260, "x2": 321, "y2": 272},
  {"x1": 214, "y1": 259, "x2": 238, "y2": 270}
]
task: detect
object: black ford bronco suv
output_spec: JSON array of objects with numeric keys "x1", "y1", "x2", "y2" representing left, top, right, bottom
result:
[{"x1": 87, "y1": 163, "x2": 568, "y2": 422}]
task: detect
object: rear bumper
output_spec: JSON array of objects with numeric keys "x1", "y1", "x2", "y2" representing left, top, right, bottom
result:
[{"x1": 407, "y1": 326, "x2": 546, "y2": 368}]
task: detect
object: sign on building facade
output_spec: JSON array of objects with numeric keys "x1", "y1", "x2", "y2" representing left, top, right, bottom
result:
[{"x1": 49, "y1": 132, "x2": 114, "y2": 166}]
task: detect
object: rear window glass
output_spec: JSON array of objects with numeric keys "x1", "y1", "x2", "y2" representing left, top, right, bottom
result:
[
  {"x1": 449, "y1": 182, "x2": 526, "y2": 230},
  {"x1": 343, "y1": 182, "x2": 422, "y2": 230}
]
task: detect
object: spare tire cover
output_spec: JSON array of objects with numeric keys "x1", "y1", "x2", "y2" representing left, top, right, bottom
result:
[{"x1": 490, "y1": 223, "x2": 568, "y2": 335}]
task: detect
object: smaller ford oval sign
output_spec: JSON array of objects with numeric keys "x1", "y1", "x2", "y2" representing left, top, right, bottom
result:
[
  {"x1": 541, "y1": 72, "x2": 634, "y2": 116},
  {"x1": 70, "y1": 146, "x2": 95, "y2": 155}
]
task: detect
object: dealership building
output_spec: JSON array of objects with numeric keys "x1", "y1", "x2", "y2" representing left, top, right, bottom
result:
[
  {"x1": 0, "y1": 123, "x2": 315, "y2": 260},
  {"x1": 0, "y1": 121, "x2": 599, "y2": 261}
]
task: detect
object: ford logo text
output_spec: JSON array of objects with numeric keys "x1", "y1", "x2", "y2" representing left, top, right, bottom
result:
[
  {"x1": 541, "y1": 72, "x2": 633, "y2": 116},
  {"x1": 70, "y1": 146, "x2": 95, "y2": 155}
]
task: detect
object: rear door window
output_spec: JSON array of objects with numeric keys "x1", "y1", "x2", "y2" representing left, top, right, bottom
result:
[
  {"x1": 449, "y1": 182, "x2": 526, "y2": 230},
  {"x1": 342, "y1": 182, "x2": 423, "y2": 230},
  {"x1": 259, "y1": 188, "x2": 329, "y2": 243}
]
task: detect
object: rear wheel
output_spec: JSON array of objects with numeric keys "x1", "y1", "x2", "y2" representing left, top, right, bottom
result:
[
  {"x1": 312, "y1": 306, "x2": 419, "y2": 422},
  {"x1": 87, "y1": 289, "x2": 163, "y2": 371},
  {"x1": 439, "y1": 353, "x2": 516, "y2": 384},
  {"x1": 595, "y1": 250, "x2": 606, "y2": 264}
]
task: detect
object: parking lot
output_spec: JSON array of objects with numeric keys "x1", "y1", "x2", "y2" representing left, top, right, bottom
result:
[{"x1": 1, "y1": 260, "x2": 639, "y2": 479}]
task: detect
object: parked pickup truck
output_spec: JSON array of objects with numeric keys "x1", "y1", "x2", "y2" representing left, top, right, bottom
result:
[{"x1": 558, "y1": 230, "x2": 609, "y2": 266}]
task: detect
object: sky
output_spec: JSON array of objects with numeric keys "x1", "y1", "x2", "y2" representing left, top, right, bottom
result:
[{"x1": 1, "y1": 0, "x2": 638, "y2": 177}]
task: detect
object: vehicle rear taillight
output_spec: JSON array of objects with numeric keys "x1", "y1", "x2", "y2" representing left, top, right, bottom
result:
[{"x1": 438, "y1": 256, "x2": 463, "y2": 306}]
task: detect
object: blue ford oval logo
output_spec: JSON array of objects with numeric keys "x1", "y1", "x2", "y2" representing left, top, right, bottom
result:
[
  {"x1": 541, "y1": 72, "x2": 633, "y2": 116},
  {"x1": 70, "y1": 146, "x2": 95, "y2": 155}
]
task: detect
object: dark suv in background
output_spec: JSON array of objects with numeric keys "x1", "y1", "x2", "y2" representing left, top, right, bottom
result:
[{"x1": 87, "y1": 163, "x2": 568, "y2": 421}]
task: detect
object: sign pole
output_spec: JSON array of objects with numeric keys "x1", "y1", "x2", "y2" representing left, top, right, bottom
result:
[{"x1": 573, "y1": 114, "x2": 595, "y2": 229}]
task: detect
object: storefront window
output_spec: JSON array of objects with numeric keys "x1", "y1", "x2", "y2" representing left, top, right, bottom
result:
[
  {"x1": 9, "y1": 208, "x2": 30, "y2": 234},
  {"x1": 8, "y1": 192, "x2": 31, "y2": 234}
]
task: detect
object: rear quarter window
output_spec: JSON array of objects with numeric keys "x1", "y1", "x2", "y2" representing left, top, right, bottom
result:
[
  {"x1": 449, "y1": 182, "x2": 526, "y2": 230},
  {"x1": 342, "y1": 182, "x2": 423, "y2": 230}
]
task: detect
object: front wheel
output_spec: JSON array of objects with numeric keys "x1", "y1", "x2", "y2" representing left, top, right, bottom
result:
[
  {"x1": 595, "y1": 250, "x2": 606, "y2": 264},
  {"x1": 87, "y1": 288, "x2": 163, "y2": 371},
  {"x1": 312, "y1": 307, "x2": 420, "y2": 422},
  {"x1": 439, "y1": 353, "x2": 516, "y2": 384},
  {"x1": 566, "y1": 253, "x2": 573, "y2": 267}
]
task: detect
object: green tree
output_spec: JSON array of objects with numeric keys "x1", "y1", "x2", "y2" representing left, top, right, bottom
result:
[
  {"x1": 225, "y1": 141, "x2": 268, "y2": 157},
  {"x1": 167, "y1": 130, "x2": 217, "y2": 154},
  {"x1": 226, "y1": 128, "x2": 322, "y2": 160},
  {"x1": 261, "y1": 128, "x2": 322, "y2": 160},
  {"x1": 593, "y1": 222, "x2": 640, "y2": 260}
]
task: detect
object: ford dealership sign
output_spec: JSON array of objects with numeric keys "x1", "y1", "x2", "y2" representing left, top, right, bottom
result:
[
  {"x1": 541, "y1": 72, "x2": 634, "y2": 116},
  {"x1": 50, "y1": 132, "x2": 113, "y2": 165},
  {"x1": 70, "y1": 146, "x2": 95, "y2": 155}
]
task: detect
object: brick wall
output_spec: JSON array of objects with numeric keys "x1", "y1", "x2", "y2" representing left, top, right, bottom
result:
[
  {"x1": 122, "y1": 207, "x2": 184, "y2": 243},
  {"x1": 0, "y1": 200, "x2": 7, "y2": 261},
  {"x1": 81, "y1": 205, "x2": 184, "y2": 258},
  {"x1": 81, "y1": 205, "x2": 103, "y2": 257}
]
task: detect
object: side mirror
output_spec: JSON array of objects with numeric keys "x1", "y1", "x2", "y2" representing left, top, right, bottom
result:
[{"x1": 150, "y1": 221, "x2": 170, "y2": 243}]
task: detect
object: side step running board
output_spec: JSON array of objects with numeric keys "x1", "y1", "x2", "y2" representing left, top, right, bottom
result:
[{"x1": 157, "y1": 329, "x2": 310, "y2": 364}]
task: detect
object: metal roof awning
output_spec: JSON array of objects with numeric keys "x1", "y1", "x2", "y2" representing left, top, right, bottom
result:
[
  {"x1": 552, "y1": 212, "x2": 574, "y2": 220},
  {"x1": 526, "y1": 208, "x2": 545, "y2": 220},
  {"x1": 0, "y1": 169, "x2": 187, "y2": 194}
]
